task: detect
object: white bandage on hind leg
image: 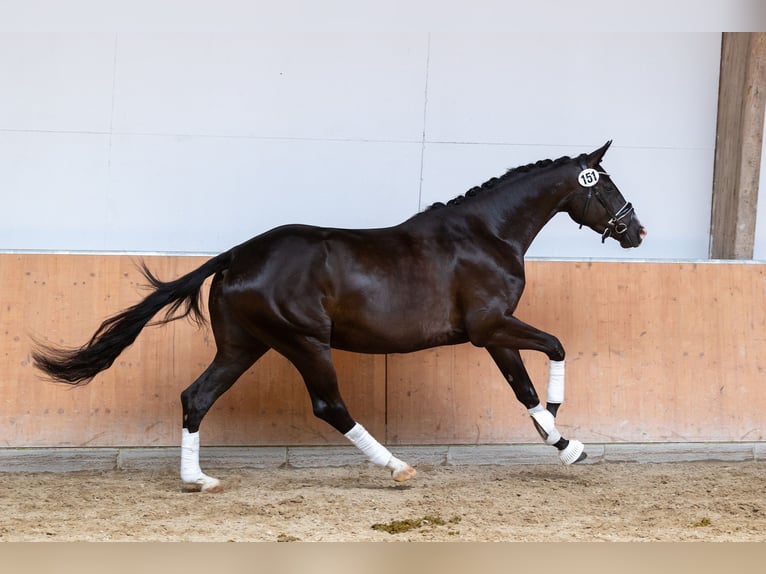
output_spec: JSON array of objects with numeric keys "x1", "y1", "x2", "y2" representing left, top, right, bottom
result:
[
  {"x1": 547, "y1": 360, "x2": 565, "y2": 404},
  {"x1": 528, "y1": 405, "x2": 562, "y2": 445},
  {"x1": 180, "y1": 428, "x2": 218, "y2": 488},
  {"x1": 344, "y1": 423, "x2": 393, "y2": 467}
]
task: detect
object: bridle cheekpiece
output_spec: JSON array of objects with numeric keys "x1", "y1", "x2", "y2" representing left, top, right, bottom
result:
[{"x1": 577, "y1": 160, "x2": 634, "y2": 244}]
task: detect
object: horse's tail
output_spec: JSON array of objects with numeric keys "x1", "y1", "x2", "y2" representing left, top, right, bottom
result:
[{"x1": 32, "y1": 250, "x2": 234, "y2": 386}]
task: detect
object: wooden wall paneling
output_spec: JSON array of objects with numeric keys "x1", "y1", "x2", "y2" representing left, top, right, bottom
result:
[
  {"x1": 5, "y1": 254, "x2": 105, "y2": 446},
  {"x1": 3, "y1": 254, "x2": 766, "y2": 447},
  {"x1": 695, "y1": 263, "x2": 766, "y2": 440},
  {"x1": 385, "y1": 345, "x2": 530, "y2": 445},
  {"x1": 549, "y1": 261, "x2": 674, "y2": 443},
  {"x1": 4, "y1": 254, "x2": 201, "y2": 447},
  {"x1": 521, "y1": 262, "x2": 766, "y2": 443},
  {"x1": 386, "y1": 261, "x2": 766, "y2": 445},
  {"x1": 1, "y1": 254, "x2": 385, "y2": 447}
]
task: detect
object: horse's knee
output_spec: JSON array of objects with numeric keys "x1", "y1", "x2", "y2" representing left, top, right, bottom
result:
[
  {"x1": 546, "y1": 337, "x2": 565, "y2": 362},
  {"x1": 311, "y1": 398, "x2": 354, "y2": 433}
]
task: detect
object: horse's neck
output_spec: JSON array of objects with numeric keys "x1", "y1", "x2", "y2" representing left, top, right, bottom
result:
[
  {"x1": 408, "y1": 163, "x2": 577, "y2": 254},
  {"x1": 490, "y1": 170, "x2": 575, "y2": 253}
]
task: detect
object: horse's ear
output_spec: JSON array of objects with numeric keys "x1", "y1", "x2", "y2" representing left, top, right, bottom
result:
[{"x1": 587, "y1": 140, "x2": 612, "y2": 166}]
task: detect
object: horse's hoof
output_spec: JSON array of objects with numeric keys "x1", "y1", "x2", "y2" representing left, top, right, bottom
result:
[
  {"x1": 387, "y1": 457, "x2": 417, "y2": 482},
  {"x1": 182, "y1": 475, "x2": 223, "y2": 493},
  {"x1": 202, "y1": 480, "x2": 224, "y2": 493},
  {"x1": 392, "y1": 465, "x2": 417, "y2": 482},
  {"x1": 559, "y1": 439, "x2": 586, "y2": 465}
]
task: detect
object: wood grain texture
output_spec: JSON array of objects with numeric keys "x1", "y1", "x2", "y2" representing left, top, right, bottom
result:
[
  {"x1": 1, "y1": 254, "x2": 384, "y2": 447},
  {"x1": 388, "y1": 261, "x2": 766, "y2": 444},
  {"x1": 710, "y1": 33, "x2": 766, "y2": 259},
  {"x1": 2, "y1": 254, "x2": 764, "y2": 447}
]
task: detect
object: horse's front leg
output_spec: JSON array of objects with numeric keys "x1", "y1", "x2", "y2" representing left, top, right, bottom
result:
[
  {"x1": 486, "y1": 345, "x2": 586, "y2": 465},
  {"x1": 469, "y1": 312, "x2": 569, "y2": 413}
]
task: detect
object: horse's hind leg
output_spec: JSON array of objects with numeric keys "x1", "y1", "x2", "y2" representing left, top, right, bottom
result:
[
  {"x1": 180, "y1": 343, "x2": 268, "y2": 492},
  {"x1": 487, "y1": 346, "x2": 586, "y2": 464},
  {"x1": 285, "y1": 341, "x2": 416, "y2": 482}
]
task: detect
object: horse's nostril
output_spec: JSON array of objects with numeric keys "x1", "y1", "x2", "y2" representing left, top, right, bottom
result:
[{"x1": 639, "y1": 226, "x2": 648, "y2": 239}]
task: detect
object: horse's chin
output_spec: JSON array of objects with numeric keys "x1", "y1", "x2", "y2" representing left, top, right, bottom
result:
[
  {"x1": 618, "y1": 226, "x2": 647, "y2": 248},
  {"x1": 620, "y1": 225, "x2": 647, "y2": 249}
]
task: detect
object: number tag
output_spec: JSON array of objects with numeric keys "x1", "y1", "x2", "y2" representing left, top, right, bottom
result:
[{"x1": 578, "y1": 168, "x2": 600, "y2": 187}]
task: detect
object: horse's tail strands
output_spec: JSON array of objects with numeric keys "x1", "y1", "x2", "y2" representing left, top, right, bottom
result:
[{"x1": 31, "y1": 250, "x2": 233, "y2": 386}]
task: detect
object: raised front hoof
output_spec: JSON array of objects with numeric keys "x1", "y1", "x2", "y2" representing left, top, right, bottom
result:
[
  {"x1": 181, "y1": 476, "x2": 223, "y2": 493},
  {"x1": 559, "y1": 439, "x2": 586, "y2": 465}
]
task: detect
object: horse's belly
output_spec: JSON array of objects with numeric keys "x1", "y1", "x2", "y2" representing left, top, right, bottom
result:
[{"x1": 329, "y1": 313, "x2": 466, "y2": 354}]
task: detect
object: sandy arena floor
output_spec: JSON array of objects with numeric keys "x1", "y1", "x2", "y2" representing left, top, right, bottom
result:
[{"x1": 1, "y1": 460, "x2": 765, "y2": 542}]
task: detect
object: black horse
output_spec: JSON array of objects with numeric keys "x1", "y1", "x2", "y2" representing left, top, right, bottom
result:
[{"x1": 33, "y1": 141, "x2": 646, "y2": 492}]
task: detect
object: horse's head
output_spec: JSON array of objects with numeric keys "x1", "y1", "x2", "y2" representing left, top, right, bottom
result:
[{"x1": 567, "y1": 141, "x2": 647, "y2": 248}]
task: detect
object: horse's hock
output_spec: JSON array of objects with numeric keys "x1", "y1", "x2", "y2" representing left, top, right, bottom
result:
[{"x1": 3, "y1": 253, "x2": 764, "y2": 449}]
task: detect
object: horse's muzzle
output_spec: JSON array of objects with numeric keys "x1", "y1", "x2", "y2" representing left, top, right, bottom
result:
[
  {"x1": 619, "y1": 221, "x2": 647, "y2": 248},
  {"x1": 613, "y1": 211, "x2": 647, "y2": 248}
]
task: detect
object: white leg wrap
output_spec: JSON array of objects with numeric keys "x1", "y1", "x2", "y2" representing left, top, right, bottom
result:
[
  {"x1": 181, "y1": 429, "x2": 220, "y2": 491},
  {"x1": 528, "y1": 405, "x2": 562, "y2": 445},
  {"x1": 344, "y1": 423, "x2": 393, "y2": 467},
  {"x1": 547, "y1": 360, "x2": 565, "y2": 404}
]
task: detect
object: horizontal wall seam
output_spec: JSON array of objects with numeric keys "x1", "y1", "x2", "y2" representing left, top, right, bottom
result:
[
  {"x1": 4, "y1": 250, "x2": 766, "y2": 264},
  {"x1": 0, "y1": 128, "x2": 717, "y2": 152}
]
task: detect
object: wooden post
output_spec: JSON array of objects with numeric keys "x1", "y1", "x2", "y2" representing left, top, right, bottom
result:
[{"x1": 710, "y1": 33, "x2": 766, "y2": 259}]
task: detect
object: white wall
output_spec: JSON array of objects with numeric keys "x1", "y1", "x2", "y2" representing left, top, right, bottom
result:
[{"x1": 0, "y1": 28, "x2": 721, "y2": 259}]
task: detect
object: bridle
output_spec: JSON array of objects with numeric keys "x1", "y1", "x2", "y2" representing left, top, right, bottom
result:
[{"x1": 578, "y1": 161, "x2": 634, "y2": 243}]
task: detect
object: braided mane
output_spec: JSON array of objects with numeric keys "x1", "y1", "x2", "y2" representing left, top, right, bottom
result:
[{"x1": 426, "y1": 153, "x2": 585, "y2": 211}]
